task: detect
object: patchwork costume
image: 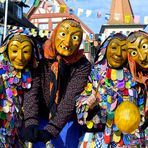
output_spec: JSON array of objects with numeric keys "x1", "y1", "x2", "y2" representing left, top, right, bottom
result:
[
  {"x1": 76, "y1": 34, "x2": 146, "y2": 147},
  {"x1": 0, "y1": 32, "x2": 42, "y2": 147}
]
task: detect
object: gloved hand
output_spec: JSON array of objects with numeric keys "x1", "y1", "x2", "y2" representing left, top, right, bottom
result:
[
  {"x1": 39, "y1": 130, "x2": 52, "y2": 143},
  {"x1": 23, "y1": 125, "x2": 39, "y2": 143}
]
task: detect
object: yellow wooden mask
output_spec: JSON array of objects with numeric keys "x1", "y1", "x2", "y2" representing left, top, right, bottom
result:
[
  {"x1": 8, "y1": 35, "x2": 33, "y2": 70},
  {"x1": 106, "y1": 38, "x2": 127, "y2": 68},
  {"x1": 55, "y1": 19, "x2": 83, "y2": 56},
  {"x1": 127, "y1": 32, "x2": 148, "y2": 69}
]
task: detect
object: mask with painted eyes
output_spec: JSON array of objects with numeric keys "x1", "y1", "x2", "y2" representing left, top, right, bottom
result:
[
  {"x1": 106, "y1": 38, "x2": 127, "y2": 68},
  {"x1": 8, "y1": 35, "x2": 33, "y2": 70},
  {"x1": 55, "y1": 19, "x2": 83, "y2": 56},
  {"x1": 127, "y1": 33, "x2": 148, "y2": 69}
]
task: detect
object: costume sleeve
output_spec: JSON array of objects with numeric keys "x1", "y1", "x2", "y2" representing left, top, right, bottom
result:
[
  {"x1": 23, "y1": 65, "x2": 42, "y2": 128},
  {"x1": 44, "y1": 58, "x2": 91, "y2": 137},
  {"x1": 76, "y1": 65, "x2": 99, "y2": 126},
  {"x1": 76, "y1": 79, "x2": 94, "y2": 124}
]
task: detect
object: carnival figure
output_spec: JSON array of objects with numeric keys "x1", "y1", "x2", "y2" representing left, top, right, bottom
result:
[
  {"x1": 22, "y1": 18, "x2": 91, "y2": 148},
  {"x1": 127, "y1": 30, "x2": 148, "y2": 146},
  {"x1": 0, "y1": 32, "x2": 42, "y2": 147},
  {"x1": 76, "y1": 33, "x2": 144, "y2": 147}
]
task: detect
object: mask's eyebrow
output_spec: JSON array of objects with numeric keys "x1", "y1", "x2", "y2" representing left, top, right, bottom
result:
[
  {"x1": 22, "y1": 45, "x2": 31, "y2": 50},
  {"x1": 60, "y1": 25, "x2": 69, "y2": 34},
  {"x1": 110, "y1": 41, "x2": 119, "y2": 46},
  {"x1": 138, "y1": 39, "x2": 142, "y2": 48},
  {"x1": 121, "y1": 43, "x2": 126, "y2": 47},
  {"x1": 10, "y1": 42, "x2": 31, "y2": 50},
  {"x1": 128, "y1": 48, "x2": 137, "y2": 50},
  {"x1": 10, "y1": 44, "x2": 18, "y2": 48},
  {"x1": 138, "y1": 38, "x2": 144, "y2": 48}
]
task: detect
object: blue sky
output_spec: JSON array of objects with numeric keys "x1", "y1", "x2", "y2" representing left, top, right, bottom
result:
[
  {"x1": 65, "y1": 0, "x2": 148, "y2": 33},
  {"x1": 25, "y1": 0, "x2": 148, "y2": 33}
]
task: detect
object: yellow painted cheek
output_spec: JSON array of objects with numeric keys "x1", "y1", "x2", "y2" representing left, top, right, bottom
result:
[
  {"x1": 8, "y1": 50, "x2": 18, "y2": 66},
  {"x1": 9, "y1": 52, "x2": 16, "y2": 61},
  {"x1": 22, "y1": 51, "x2": 32, "y2": 62}
]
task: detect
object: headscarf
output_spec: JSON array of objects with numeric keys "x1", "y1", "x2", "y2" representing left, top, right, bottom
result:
[
  {"x1": 127, "y1": 31, "x2": 148, "y2": 113},
  {"x1": 43, "y1": 18, "x2": 85, "y2": 112}
]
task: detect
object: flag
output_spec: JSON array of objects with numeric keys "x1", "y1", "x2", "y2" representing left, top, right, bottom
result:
[
  {"x1": 124, "y1": 15, "x2": 130, "y2": 23},
  {"x1": 97, "y1": 10, "x2": 101, "y2": 18},
  {"x1": 31, "y1": 28, "x2": 37, "y2": 37},
  {"x1": 69, "y1": 8, "x2": 75, "y2": 15},
  {"x1": 59, "y1": 4, "x2": 66, "y2": 13},
  {"x1": 39, "y1": 30, "x2": 44, "y2": 38},
  {"x1": 44, "y1": 30, "x2": 50, "y2": 38},
  {"x1": 114, "y1": 13, "x2": 120, "y2": 21},
  {"x1": 105, "y1": 13, "x2": 110, "y2": 20},
  {"x1": 86, "y1": 9, "x2": 92, "y2": 17},
  {"x1": 33, "y1": 0, "x2": 40, "y2": 7},
  {"x1": 52, "y1": 5, "x2": 56, "y2": 12},
  {"x1": 144, "y1": 16, "x2": 148, "y2": 24},
  {"x1": 77, "y1": 8, "x2": 83, "y2": 17},
  {"x1": 134, "y1": 15, "x2": 140, "y2": 24}
]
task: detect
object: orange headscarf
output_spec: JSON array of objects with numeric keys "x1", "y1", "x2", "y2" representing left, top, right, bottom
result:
[
  {"x1": 128, "y1": 54, "x2": 148, "y2": 114},
  {"x1": 127, "y1": 31, "x2": 148, "y2": 114}
]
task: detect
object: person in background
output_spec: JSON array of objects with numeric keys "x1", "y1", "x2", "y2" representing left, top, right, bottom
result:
[
  {"x1": 127, "y1": 30, "x2": 148, "y2": 146},
  {"x1": 0, "y1": 32, "x2": 42, "y2": 147},
  {"x1": 76, "y1": 33, "x2": 145, "y2": 147},
  {"x1": 23, "y1": 18, "x2": 91, "y2": 148},
  {"x1": 90, "y1": 34, "x2": 101, "y2": 63}
]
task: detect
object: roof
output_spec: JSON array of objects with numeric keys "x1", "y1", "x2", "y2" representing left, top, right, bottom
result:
[
  {"x1": 99, "y1": 0, "x2": 147, "y2": 34},
  {"x1": 108, "y1": 0, "x2": 134, "y2": 24},
  {"x1": 26, "y1": 0, "x2": 94, "y2": 34},
  {"x1": 100, "y1": 24, "x2": 147, "y2": 33}
]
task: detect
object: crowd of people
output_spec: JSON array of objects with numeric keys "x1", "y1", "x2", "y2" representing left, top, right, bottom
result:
[{"x1": 0, "y1": 18, "x2": 147, "y2": 148}]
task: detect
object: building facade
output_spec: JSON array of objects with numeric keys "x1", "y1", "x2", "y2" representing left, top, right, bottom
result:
[{"x1": 26, "y1": 0, "x2": 95, "y2": 61}]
